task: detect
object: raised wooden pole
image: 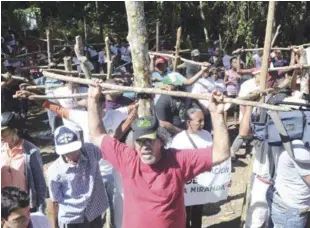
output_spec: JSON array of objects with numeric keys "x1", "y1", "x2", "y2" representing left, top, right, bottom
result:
[
  {"x1": 173, "y1": 27, "x2": 182, "y2": 71},
  {"x1": 105, "y1": 37, "x2": 112, "y2": 79},
  {"x1": 260, "y1": 1, "x2": 275, "y2": 96},
  {"x1": 125, "y1": 1, "x2": 152, "y2": 117},
  {"x1": 74, "y1": 36, "x2": 92, "y2": 79},
  {"x1": 199, "y1": 1, "x2": 209, "y2": 46},
  {"x1": 42, "y1": 71, "x2": 292, "y2": 112},
  {"x1": 63, "y1": 57, "x2": 72, "y2": 72},
  {"x1": 240, "y1": 1, "x2": 276, "y2": 227},
  {"x1": 156, "y1": 20, "x2": 160, "y2": 52},
  {"x1": 300, "y1": 48, "x2": 310, "y2": 94},
  {"x1": 271, "y1": 24, "x2": 281, "y2": 47},
  {"x1": 46, "y1": 28, "x2": 52, "y2": 67}
]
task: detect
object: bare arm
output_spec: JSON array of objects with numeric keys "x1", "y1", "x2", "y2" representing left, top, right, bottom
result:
[
  {"x1": 183, "y1": 68, "x2": 207, "y2": 86},
  {"x1": 88, "y1": 82, "x2": 107, "y2": 148},
  {"x1": 239, "y1": 106, "x2": 253, "y2": 137},
  {"x1": 209, "y1": 91, "x2": 230, "y2": 165},
  {"x1": 159, "y1": 120, "x2": 182, "y2": 135},
  {"x1": 114, "y1": 108, "x2": 137, "y2": 140},
  {"x1": 303, "y1": 175, "x2": 310, "y2": 186},
  {"x1": 49, "y1": 201, "x2": 58, "y2": 228}
]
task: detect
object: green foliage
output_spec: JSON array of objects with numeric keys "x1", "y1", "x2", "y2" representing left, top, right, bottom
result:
[{"x1": 2, "y1": 1, "x2": 310, "y2": 51}]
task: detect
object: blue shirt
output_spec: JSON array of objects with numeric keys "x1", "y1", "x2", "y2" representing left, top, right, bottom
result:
[{"x1": 47, "y1": 143, "x2": 109, "y2": 224}]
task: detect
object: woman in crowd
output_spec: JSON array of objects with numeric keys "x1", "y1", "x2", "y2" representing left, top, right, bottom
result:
[
  {"x1": 1, "y1": 112, "x2": 46, "y2": 213},
  {"x1": 170, "y1": 108, "x2": 213, "y2": 228}
]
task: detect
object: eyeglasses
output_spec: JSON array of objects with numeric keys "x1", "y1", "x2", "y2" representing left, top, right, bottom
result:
[{"x1": 135, "y1": 138, "x2": 155, "y2": 146}]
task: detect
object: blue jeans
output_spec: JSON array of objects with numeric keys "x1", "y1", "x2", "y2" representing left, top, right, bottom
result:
[{"x1": 267, "y1": 186, "x2": 308, "y2": 228}]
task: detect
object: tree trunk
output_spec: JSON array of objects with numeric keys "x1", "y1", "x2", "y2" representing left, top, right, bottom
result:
[
  {"x1": 199, "y1": 1, "x2": 209, "y2": 46},
  {"x1": 125, "y1": 1, "x2": 152, "y2": 117}
]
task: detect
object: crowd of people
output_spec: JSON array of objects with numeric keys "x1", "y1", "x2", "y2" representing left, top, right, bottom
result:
[{"x1": 1, "y1": 28, "x2": 310, "y2": 228}]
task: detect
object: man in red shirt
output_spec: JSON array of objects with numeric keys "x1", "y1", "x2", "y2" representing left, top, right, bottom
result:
[{"x1": 87, "y1": 82, "x2": 230, "y2": 228}]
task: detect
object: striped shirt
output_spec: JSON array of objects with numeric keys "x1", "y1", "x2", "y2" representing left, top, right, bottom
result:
[{"x1": 47, "y1": 143, "x2": 108, "y2": 224}]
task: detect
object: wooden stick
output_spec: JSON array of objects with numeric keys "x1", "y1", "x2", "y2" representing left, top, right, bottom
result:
[
  {"x1": 149, "y1": 51, "x2": 211, "y2": 67},
  {"x1": 63, "y1": 57, "x2": 72, "y2": 72},
  {"x1": 74, "y1": 36, "x2": 92, "y2": 79},
  {"x1": 16, "y1": 91, "x2": 120, "y2": 100},
  {"x1": 43, "y1": 71, "x2": 292, "y2": 111},
  {"x1": 15, "y1": 51, "x2": 47, "y2": 58},
  {"x1": 1, "y1": 73, "x2": 29, "y2": 82},
  {"x1": 173, "y1": 27, "x2": 182, "y2": 71},
  {"x1": 241, "y1": 1, "x2": 275, "y2": 227},
  {"x1": 105, "y1": 37, "x2": 112, "y2": 79},
  {"x1": 156, "y1": 20, "x2": 160, "y2": 52},
  {"x1": 233, "y1": 43, "x2": 310, "y2": 54},
  {"x1": 44, "y1": 68, "x2": 107, "y2": 77},
  {"x1": 268, "y1": 64, "x2": 310, "y2": 72},
  {"x1": 53, "y1": 43, "x2": 105, "y2": 49},
  {"x1": 74, "y1": 35, "x2": 84, "y2": 57},
  {"x1": 25, "y1": 84, "x2": 63, "y2": 90},
  {"x1": 46, "y1": 28, "x2": 52, "y2": 67},
  {"x1": 239, "y1": 76, "x2": 292, "y2": 101},
  {"x1": 271, "y1": 24, "x2": 281, "y2": 47}
]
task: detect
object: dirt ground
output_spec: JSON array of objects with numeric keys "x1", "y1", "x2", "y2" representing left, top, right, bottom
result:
[{"x1": 26, "y1": 107, "x2": 252, "y2": 228}]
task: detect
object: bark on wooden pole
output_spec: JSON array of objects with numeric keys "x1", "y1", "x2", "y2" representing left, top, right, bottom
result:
[
  {"x1": 271, "y1": 24, "x2": 281, "y2": 47},
  {"x1": 125, "y1": 1, "x2": 153, "y2": 117},
  {"x1": 105, "y1": 37, "x2": 112, "y2": 79},
  {"x1": 173, "y1": 27, "x2": 182, "y2": 71},
  {"x1": 259, "y1": 1, "x2": 275, "y2": 95},
  {"x1": 199, "y1": 1, "x2": 209, "y2": 46},
  {"x1": 46, "y1": 28, "x2": 52, "y2": 67},
  {"x1": 300, "y1": 48, "x2": 310, "y2": 94},
  {"x1": 241, "y1": 1, "x2": 275, "y2": 227},
  {"x1": 74, "y1": 36, "x2": 92, "y2": 79},
  {"x1": 63, "y1": 57, "x2": 72, "y2": 72},
  {"x1": 156, "y1": 20, "x2": 160, "y2": 52},
  {"x1": 84, "y1": 16, "x2": 88, "y2": 44},
  {"x1": 43, "y1": 71, "x2": 292, "y2": 112}
]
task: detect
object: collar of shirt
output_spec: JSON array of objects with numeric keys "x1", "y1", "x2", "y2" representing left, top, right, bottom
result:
[
  {"x1": 3, "y1": 139, "x2": 24, "y2": 158},
  {"x1": 59, "y1": 150, "x2": 87, "y2": 172}
]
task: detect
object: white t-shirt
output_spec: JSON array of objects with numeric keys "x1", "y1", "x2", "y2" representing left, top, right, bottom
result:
[
  {"x1": 98, "y1": 51, "x2": 105, "y2": 64},
  {"x1": 69, "y1": 107, "x2": 128, "y2": 144},
  {"x1": 52, "y1": 85, "x2": 88, "y2": 131},
  {"x1": 73, "y1": 57, "x2": 95, "y2": 73},
  {"x1": 30, "y1": 212, "x2": 52, "y2": 228},
  {"x1": 88, "y1": 47, "x2": 98, "y2": 58},
  {"x1": 238, "y1": 78, "x2": 260, "y2": 121},
  {"x1": 274, "y1": 140, "x2": 310, "y2": 209},
  {"x1": 171, "y1": 130, "x2": 213, "y2": 150},
  {"x1": 192, "y1": 77, "x2": 225, "y2": 109},
  {"x1": 252, "y1": 54, "x2": 262, "y2": 68}
]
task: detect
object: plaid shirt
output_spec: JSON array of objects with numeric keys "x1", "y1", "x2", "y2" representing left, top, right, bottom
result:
[{"x1": 47, "y1": 143, "x2": 108, "y2": 224}]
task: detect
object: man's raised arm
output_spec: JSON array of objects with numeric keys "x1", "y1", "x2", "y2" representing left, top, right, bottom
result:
[
  {"x1": 88, "y1": 81, "x2": 107, "y2": 148},
  {"x1": 209, "y1": 91, "x2": 230, "y2": 166}
]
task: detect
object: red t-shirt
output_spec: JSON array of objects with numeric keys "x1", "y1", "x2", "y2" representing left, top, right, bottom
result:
[{"x1": 101, "y1": 136, "x2": 213, "y2": 228}]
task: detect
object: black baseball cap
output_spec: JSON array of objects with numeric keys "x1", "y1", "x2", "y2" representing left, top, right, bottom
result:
[
  {"x1": 1, "y1": 112, "x2": 17, "y2": 131},
  {"x1": 131, "y1": 116, "x2": 159, "y2": 141}
]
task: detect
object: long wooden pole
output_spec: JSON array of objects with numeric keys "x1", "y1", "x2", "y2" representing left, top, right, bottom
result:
[
  {"x1": 271, "y1": 24, "x2": 281, "y2": 47},
  {"x1": 156, "y1": 20, "x2": 160, "y2": 52},
  {"x1": 42, "y1": 71, "x2": 292, "y2": 112},
  {"x1": 260, "y1": 1, "x2": 276, "y2": 94},
  {"x1": 105, "y1": 37, "x2": 112, "y2": 79},
  {"x1": 173, "y1": 27, "x2": 182, "y2": 71},
  {"x1": 232, "y1": 43, "x2": 310, "y2": 54},
  {"x1": 46, "y1": 28, "x2": 52, "y2": 67},
  {"x1": 74, "y1": 35, "x2": 92, "y2": 79},
  {"x1": 241, "y1": 1, "x2": 275, "y2": 227}
]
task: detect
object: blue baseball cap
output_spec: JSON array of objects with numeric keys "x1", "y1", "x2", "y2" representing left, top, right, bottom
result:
[{"x1": 54, "y1": 126, "x2": 82, "y2": 155}]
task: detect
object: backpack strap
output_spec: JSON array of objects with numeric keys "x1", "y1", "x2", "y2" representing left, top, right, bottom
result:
[{"x1": 268, "y1": 111, "x2": 295, "y2": 159}]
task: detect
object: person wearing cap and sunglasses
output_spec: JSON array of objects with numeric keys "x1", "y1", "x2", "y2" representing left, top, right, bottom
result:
[
  {"x1": 47, "y1": 126, "x2": 109, "y2": 228},
  {"x1": 1, "y1": 112, "x2": 46, "y2": 214},
  {"x1": 87, "y1": 81, "x2": 230, "y2": 228}
]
